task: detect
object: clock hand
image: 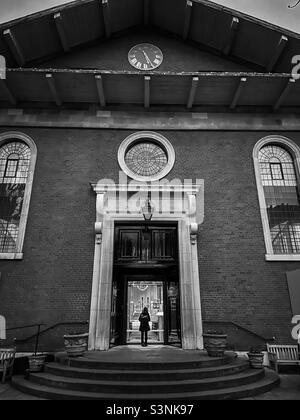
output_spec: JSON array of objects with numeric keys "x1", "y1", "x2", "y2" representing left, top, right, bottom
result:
[{"x1": 143, "y1": 51, "x2": 153, "y2": 67}]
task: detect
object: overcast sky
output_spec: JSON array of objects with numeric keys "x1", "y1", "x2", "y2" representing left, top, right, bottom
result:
[{"x1": 0, "y1": 0, "x2": 299, "y2": 33}]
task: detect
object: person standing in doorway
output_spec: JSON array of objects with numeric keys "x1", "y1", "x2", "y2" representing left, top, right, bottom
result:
[{"x1": 139, "y1": 307, "x2": 150, "y2": 347}]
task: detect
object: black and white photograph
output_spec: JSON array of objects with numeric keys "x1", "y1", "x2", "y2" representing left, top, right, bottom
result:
[{"x1": 0, "y1": 0, "x2": 300, "y2": 406}]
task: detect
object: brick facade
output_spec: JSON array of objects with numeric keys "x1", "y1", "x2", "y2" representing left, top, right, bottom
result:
[{"x1": 0, "y1": 127, "x2": 298, "y2": 350}]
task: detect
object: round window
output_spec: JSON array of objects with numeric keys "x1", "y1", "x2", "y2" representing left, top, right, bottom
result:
[{"x1": 118, "y1": 132, "x2": 175, "y2": 182}]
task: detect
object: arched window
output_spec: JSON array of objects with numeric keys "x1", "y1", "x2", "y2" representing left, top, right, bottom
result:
[
  {"x1": 0, "y1": 133, "x2": 37, "y2": 259},
  {"x1": 253, "y1": 136, "x2": 300, "y2": 260}
]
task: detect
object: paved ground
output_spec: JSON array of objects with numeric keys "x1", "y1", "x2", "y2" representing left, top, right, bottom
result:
[
  {"x1": 0, "y1": 382, "x2": 43, "y2": 400},
  {"x1": 243, "y1": 374, "x2": 300, "y2": 400},
  {"x1": 0, "y1": 374, "x2": 299, "y2": 400}
]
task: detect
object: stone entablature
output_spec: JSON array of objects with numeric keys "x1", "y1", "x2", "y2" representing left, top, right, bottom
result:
[{"x1": 1, "y1": 110, "x2": 300, "y2": 131}]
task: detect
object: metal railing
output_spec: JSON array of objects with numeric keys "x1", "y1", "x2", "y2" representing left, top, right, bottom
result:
[
  {"x1": 6, "y1": 321, "x2": 89, "y2": 353},
  {"x1": 5, "y1": 320, "x2": 274, "y2": 351},
  {"x1": 6, "y1": 323, "x2": 46, "y2": 355},
  {"x1": 203, "y1": 321, "x2": 275, "y2": 343}
]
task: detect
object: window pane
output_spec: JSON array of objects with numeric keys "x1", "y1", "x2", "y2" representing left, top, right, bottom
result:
[
  {"x1": 4, "y1": 159, "x2": 19, "y2": 178},
  {"x1": 120, "y1": 231, "x2": 139, "y2": 258},
  {"x1": 270, "y1": 163, "x2": 283, "y2": 180},
  {"x1": 125, "y1": 141, "x2": 168, "y2": 177},
  {"x1": 259, "y1": 145, "x2": 300, "y2": 254},
  {"x1": 0, "y1": 142, "x2": 31, "y2": 253},
  {"x1": 152, "y1": 230, "x2": 174, "y2": 259}
]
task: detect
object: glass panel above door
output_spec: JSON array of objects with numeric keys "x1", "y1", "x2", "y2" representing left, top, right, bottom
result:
[
  {"x1": 115, "y1": 225, "x2": 178, "y2": 264},
  {"x1": 120, "y1": 231, "x2": 140, "y2": 259},
  {"x1": 152, "y1": 230, "x2": 174, "y2": 259}
]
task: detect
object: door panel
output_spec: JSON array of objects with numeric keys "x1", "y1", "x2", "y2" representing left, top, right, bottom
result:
[
  {"x1": 166, "y1": 281, "x2": 181, "y2": 344},
  {"x1": 110, "y1": 277, "x2": 125, "y2": 346}
]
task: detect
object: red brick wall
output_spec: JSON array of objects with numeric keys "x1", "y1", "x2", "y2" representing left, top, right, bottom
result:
[{"x1": 0, "y1": 127, "x2": 299, "y2": 350}]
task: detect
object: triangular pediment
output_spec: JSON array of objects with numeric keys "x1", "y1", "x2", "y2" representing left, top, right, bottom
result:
[
  {"x1": 1, "y1": 0, "x2": 300, "y2": 110},
  {"x1": 39, "y1": 29, "x2": 253, "y2": 72},
  {"x1": 0, "y1": 0, "x2": 299, "y2": 73}
]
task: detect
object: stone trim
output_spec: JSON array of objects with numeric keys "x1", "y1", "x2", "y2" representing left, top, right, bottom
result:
[
  {"x1": 0, "y1": 131, "x2": 37, "y2": 260},
  {"x1": 1, "y1": 110, "x2": 300, "y2": 131},
  {"x1": 0, "y1": 253, "x2": 23, "y2": 260},
  {"x1": 266, "y1": 254, "x2": 300, "y2": 261},
  {"x1": 88, "y1": 182, "x2": 204, "y2": 351}
]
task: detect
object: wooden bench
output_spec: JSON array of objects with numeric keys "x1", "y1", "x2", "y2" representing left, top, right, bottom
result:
[
  {"x1": 0, "y1": 348, "x2": 16, "y2": 383},
  {"x1": 267, "y1": 344, "x2": 300, "y2": 373}
]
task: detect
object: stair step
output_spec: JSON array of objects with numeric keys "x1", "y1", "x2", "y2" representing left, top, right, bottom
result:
[
  {"x1": 56, "y1": 351, "x2": 237, "y2": 370},
  {"x1": 45, "y1": 359, "x2": 250, "y2": 381},
  {"x1": 28, "y1": 369, "x2": 265, "y2": 393},
  {"x1": 12, "y1": 370, "x2": 280, "y2": 400}
]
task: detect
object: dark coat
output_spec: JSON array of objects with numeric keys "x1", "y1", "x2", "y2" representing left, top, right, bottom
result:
[{"x1": 139, "y1": 313, "x2": 150, "y2": 332}]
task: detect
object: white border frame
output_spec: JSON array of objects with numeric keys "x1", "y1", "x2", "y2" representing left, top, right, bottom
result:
[
  {"x1": 118, "y1": 131, "x2": 175, "y2": 182},
  {"x1": 253, "y1": 135, "x2": 300, "y2": 261},
  {"x1": 0, "y1": 132, "x2": 37, "y2": 260}
]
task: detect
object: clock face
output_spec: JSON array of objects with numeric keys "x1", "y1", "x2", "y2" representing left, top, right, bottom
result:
[{"x1": 128, "y1": 44, "x2": 163, "y2": 71}]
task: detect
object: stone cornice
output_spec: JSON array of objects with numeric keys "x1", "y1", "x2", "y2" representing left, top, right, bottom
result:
[{"x1": 1, "y1": 110, "x2": 300, "y2": 131}]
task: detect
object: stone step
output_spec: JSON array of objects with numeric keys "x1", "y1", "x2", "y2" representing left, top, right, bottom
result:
[
  {"x1": 12, "y1": 370, "x2": 280, "y2": 400},
  {"x1": 26, "y1": 368, "x2": 265, "y2": 393},
  {"x1": 55, "y1": 351, "x2": 237, "y2": 370},
  {"x1": 45, "y1": 359, "x2": 250, "y2": 381}
]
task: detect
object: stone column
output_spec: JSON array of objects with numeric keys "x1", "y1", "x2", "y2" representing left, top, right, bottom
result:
[
  {"x1": 88, "y1": 222, "x2": 102, "y2": 350},
  {"x1": 94, "y1": 217, "x2": 114, "y2": 350},
  {"x1": 179, "y1": 219, "x2": 204, "y2": 350}
]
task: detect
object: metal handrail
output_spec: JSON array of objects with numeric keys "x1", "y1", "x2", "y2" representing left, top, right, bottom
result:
[
  {"x1": 5, "y1": 321, "x2": 89, "y2": 354},
  {"x1": 203, "y1": 321, "x2": 275, "y2": 342},
  {"x1": 6, "y1": 320, "x2": 274, "y2": 349},
  {"x1": 6, "y1": 323, "x2": 46, "y2": 355},
  {"x1": 6, "y1": 323, "x2": 46, "y2": 332}
]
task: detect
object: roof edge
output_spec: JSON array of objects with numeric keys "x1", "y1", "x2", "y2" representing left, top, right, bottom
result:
[
  {"x1": 0, "y1": 0, "x2": 299, "y2": 41},
  {"x1": 194, "y1": 0, "x2": 300, "y2": 40}
]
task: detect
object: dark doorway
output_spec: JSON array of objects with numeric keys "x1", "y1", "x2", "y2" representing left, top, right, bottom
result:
[{"x1": 110, "y1": 223, "x2": 181, "y2": 346}]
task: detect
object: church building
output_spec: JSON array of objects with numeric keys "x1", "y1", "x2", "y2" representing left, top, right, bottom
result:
[{"x1": 0, "y1": 0, "x2": 300, "y2": 353}]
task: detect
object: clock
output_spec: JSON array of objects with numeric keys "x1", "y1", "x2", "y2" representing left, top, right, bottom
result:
[{"x1": 128, "y1": 44, "x2": 163, "y2": 71}]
